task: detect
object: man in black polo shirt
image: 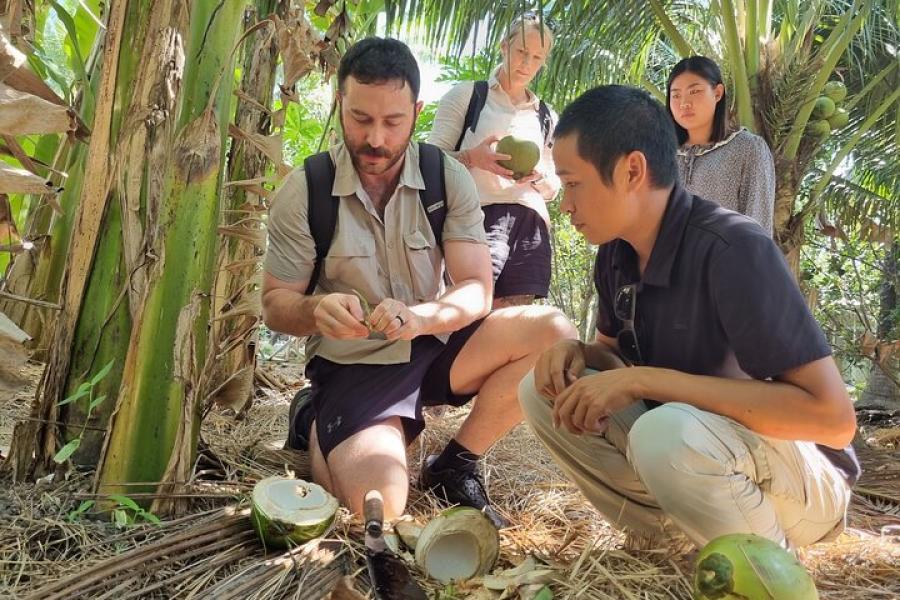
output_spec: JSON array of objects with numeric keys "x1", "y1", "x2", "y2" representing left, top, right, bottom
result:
[{"x1": 519, "y1": 85, "x2": 860, "y2": 550}]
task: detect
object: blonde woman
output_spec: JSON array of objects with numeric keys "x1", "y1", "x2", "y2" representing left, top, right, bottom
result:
[{"x1": 429, "y1": 13, "x2": 560, "y2": 308}]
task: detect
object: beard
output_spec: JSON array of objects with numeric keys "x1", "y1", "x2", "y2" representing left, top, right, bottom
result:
[{"x1": 341, "y1": 115, "x2": 416, "y2": 175}]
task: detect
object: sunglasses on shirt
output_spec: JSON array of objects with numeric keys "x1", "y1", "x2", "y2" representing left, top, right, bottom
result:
[{"x1": 614, "y1": 283, "x2": 643, "y2": 365}]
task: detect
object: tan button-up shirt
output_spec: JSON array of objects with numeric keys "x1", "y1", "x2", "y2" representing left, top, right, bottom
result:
[{"x1": 265, "y1": 141, "x2": 487, "y2": 365}]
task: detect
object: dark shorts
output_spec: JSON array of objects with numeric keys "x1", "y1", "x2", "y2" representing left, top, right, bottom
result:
[
  {"x1": 482, "y1": 203, "x2": 551, "y2": 299},
  {"x1": 305, "y1": 319, "x2": 484, "y2": 459}
]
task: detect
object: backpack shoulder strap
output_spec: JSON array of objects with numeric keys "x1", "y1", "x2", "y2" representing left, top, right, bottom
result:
[
  {"x1": 416, "y1": 142, "x2": 446, "y2": 248},
  {"x1": 454, "y1": 80, "x2": 489, "y2": 151},
  {"x1": 303, "y1": 151, "x2": 339, "y2": 295},
  {"x1": 538, "y1": 99, "x2": 553, "y2": 147}
]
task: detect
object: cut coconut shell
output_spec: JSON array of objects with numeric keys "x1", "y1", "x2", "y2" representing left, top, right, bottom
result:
[
  {"x1": 250, "y1": 476, "x2": 338, "y2": 549},
  {"x1": 415, "y1": 507, "x2": 499, "y2": 584}
]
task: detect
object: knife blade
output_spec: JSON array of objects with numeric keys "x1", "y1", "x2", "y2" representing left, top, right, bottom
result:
[{"x1": 363, "y1": 490, "x2": 427, "y2": 600}]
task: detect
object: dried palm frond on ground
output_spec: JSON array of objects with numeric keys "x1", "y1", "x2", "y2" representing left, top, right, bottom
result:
[{"x1": 1, "y1": 364, "x2": 899, "y2": 599}]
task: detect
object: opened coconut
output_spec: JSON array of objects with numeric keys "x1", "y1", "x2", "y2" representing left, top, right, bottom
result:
[
  {"x1": 694, "y1": 533, "x2": 818, "y2": 599},
  {"x1": 496, "y1": 135, "x2": 540, "y2": 180},
  {"x1": 415, "y1": 507, "x2": 499, "y2": 584},
  {"x1": 250, "y1": 477, "x2": 338, "y2": 549}
]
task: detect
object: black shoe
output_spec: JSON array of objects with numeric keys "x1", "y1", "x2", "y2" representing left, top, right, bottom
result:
[
  {"x1": 285, "y1": 387, "x2": 314, "y2": 451},
  {"x1": 420, "y1": 455, "x2": 510, "y2": 529}
]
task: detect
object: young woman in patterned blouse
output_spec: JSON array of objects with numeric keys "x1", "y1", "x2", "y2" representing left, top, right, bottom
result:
[{"x1": 667, "y1": 56, "x2": 776, "y2": 235}]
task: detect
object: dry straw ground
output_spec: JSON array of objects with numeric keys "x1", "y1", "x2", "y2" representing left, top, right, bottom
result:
[{"x1": 1, "y1": 361, "x2": 898, "y2": 599}]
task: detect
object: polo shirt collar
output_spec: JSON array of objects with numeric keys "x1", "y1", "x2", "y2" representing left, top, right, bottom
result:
[
  {"x1": 488, "y1": 66, "x2": 540, "y2": 110},
  {"x1": 641, "y1": 185, "x2": 693, "y2": 288},
  {"x1": 331, "y1": 141, "x2": 424, "y2": 198}
]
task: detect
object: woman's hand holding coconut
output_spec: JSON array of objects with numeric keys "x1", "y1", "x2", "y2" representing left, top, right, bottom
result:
[{"x1": 459, "y1": 134, "x2": 514, "y2": 178}]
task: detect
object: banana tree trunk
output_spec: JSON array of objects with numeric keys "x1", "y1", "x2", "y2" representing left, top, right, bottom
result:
[
  {"x1": 208, "y1": 0, "x2": 288, "y2": 414},
  {"x1": 95, "y1": 0, "x2": 245, "y2": 515}
]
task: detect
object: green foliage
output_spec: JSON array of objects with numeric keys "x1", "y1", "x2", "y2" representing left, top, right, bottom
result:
[
  {"x1": 53, "y1": 360, "x2": 115, "y2": 464},
  {"x1": 548, "y1": 203, "x2": 597, "y2": 341},
  {"x1": 108, "y1": 494, "x2": 162, "y2": 527},
  {"x1": 67, "y1": 499, "x2": 95, "y2": 522},
  {"x1": 800, "y1": 228, "x2": 896, "y2": 396},
  {"x1": 281, "y1": 74, "x2": 332, "y2": 163}
]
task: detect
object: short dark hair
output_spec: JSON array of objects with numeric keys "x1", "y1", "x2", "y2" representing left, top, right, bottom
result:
[
  {"x1": 667, "y1": 56, "x2": 728, "y2": 145},
  {"x1": 554, "y1": 85, "x2": 678, "y2": 188},
  {"x1": 337, "y1": 37, "x2": 420, "y2": 100}
]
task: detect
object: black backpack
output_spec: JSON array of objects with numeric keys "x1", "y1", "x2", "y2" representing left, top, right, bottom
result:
[
  {"x1": 453, "y1": 80, "x2": 553, "y2": 151},
  {"x1": 302, "y1": 142, "x2": 447, "y2": 295}
]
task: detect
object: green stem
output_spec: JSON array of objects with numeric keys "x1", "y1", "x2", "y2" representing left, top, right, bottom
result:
[
  {"x1": 746, "y1": 0, "x2": 759, "y2": 83},
  {"x1": 721, "y1": 0, "x2": 756, "y2": 129},
  {"x1": 649, "y1": 0, "x2": 694, "y2": 57},
  {"x1": 843, "y1": 61, "x2": 897, "y2": 112},
  {"x1": 758, "y1": 0, "x2": 772, "y2": 40}
]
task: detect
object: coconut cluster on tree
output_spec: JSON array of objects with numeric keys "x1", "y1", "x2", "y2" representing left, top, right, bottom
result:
[{"x1": 806, "y1": 80, "x2": 849, "y2": 141}]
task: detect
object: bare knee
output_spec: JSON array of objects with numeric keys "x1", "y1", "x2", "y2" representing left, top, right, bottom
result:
[
  {"x1": 493, "y1": 306, "x2": 578, "y2": 353},
  {"x1": 325, "y1": 419, "x2": 410, "y2": 519}
]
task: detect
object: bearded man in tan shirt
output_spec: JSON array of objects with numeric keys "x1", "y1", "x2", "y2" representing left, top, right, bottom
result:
[{"x1": 262, "y1": 37, "x2": 576, "y2": 527}]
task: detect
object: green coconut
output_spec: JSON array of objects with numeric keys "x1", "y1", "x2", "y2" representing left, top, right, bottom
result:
[
  {"x1": 827, "y1": 107, "x2": 850, "y2": 130},
  {"x1": 807, "y1": 119, "x2": 832, "y2": 139},
  {"x1": 250, "y1": 477, "x2": 338, "y2": 549},
  {"x1": 811, "y1": 96, "x2": 836, "y2": 119},
  {"x1": 496, "y1": 135, "x2": 541, "y2": 179},
  {"x1": 415, "y1": 507, "x2": 499, "y2": 584},
  {"x1": 693, "y1": 534, "x2": 818, "y2": 600},
  {"x1": 823, "y1": 80, "x2": 847, "y2": 104}
]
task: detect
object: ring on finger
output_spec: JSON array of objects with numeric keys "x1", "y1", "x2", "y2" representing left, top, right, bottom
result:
[{"x1": 395, "y1": 314, "x2": 405, "y2": 327}]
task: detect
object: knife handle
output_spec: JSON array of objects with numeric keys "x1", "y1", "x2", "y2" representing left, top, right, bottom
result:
[{"x1": 363, "y1": 490, "x2": 384, "y2": 537}]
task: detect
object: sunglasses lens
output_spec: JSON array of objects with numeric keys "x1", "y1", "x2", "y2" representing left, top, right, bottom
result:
[
  {"x1": 617, "y1": 330, "x2": 641, "y2": 364},
  {"x1": 614, "y1": 285, "x2": 635, "y2": 321}
]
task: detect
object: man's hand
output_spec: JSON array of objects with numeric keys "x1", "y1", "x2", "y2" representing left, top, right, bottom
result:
[
  {"x1": 369, "y1": 298, "x2": 421, "y2": 341},
  {"x1": 534, "y1": 340, "x2": 586, "y2": 398},
  {"x1": 313, "y1": 293, "x2": 370, "y2": 339},
  {"x1": 552, "y1": 368, "x2": 644, "y2": 435}
]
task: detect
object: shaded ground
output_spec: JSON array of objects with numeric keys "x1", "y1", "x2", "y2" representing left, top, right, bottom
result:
[{"x1": 1, "y1": 360, "x2": 898, "y2": 599}]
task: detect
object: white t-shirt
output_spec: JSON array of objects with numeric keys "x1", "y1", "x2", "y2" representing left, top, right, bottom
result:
[{"x1": 427, "y1": 68, "x2": 561, "y2": 224}]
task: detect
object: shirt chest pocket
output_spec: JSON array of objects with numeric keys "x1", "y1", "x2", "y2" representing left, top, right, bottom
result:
[
  {"x1": 404, "y1": 230, "x2": 440, "y2": 302},
  {"x1": 323, "y1": 234, "x2": 376, "y2": 288}
]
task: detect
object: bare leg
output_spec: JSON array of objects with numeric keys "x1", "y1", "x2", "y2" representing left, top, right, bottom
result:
[
  {"x1": 312, "y1": 416, "x2": 409, "y2": 519},
  {"x1": 491, "y1": 294, "x2": 535, "y2": 310},
  {"x1": 449, "y1": 306, "x2": 578, "y2": 453}
]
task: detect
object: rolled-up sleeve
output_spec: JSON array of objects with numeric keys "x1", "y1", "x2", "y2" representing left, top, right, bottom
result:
[
  {"x1": 264, "y1": 167, "x2": 316, "y2": 283},
  {"x1": 441, "y1": 157, "x2": 488, "y2": 244},
  {"x1": 428, "y1": 81, "x2": 475, "y2": 152}
]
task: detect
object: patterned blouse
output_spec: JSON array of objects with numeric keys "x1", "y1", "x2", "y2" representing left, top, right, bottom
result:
[{"x1": 677, "y1": 128, "x2": 776, "y2": 235}]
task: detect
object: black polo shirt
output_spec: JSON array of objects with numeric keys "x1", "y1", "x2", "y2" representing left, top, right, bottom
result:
[{"x1": 593, "y1": 184, "x2": 860, "y2": 484}]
